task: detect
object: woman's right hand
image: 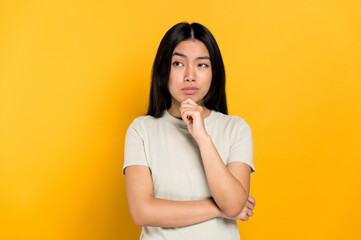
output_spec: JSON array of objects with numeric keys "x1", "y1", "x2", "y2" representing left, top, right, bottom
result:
[{"x1": 220, "y1": 195, "x2": 256, "y2": 221}]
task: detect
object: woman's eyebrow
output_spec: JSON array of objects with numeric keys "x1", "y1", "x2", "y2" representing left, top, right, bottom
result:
[{"x1": 172, "y1": 52, "x2": 210, "y2": 60}]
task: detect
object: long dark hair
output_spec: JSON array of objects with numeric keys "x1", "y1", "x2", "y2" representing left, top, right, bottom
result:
[{"x1": 147, "y1": 22, "x2": 228, "y2": 118}]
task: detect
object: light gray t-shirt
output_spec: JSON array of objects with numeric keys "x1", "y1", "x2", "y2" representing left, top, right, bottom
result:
[{"x1": 123, "y1": 109, "x2": 255, "y2": 240}]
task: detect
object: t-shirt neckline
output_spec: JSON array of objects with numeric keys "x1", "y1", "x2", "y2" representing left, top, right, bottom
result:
[{"x1": 163, "y1": 108, "x2": 216, "y2": 129}]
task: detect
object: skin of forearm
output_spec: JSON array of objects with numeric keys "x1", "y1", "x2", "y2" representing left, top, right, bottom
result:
[
  {"x1": 195, "y1": 134, "x2": 248, "y2": 217},
  {"x1": 133, "y1": 197, "x2": 221, "y2": 227}
]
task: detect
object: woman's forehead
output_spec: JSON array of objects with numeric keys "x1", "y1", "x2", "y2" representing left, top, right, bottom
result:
[{"x1": 172, "y1": 40, "x2": 210, "y2": 58}]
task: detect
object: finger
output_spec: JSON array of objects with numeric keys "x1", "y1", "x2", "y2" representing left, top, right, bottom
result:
[
  {"x1": 248, "y1": 195, "x2": 256, "y2": 206},
  {"x1": 246, "y1": 201, "x2": 254, "y2": 210},
  {"x1": 180, "y1": 102, "x2": 194, "y2": 107},
  {"x1": 247, "y1": 209, "x2": 253, "y2": 217},
  {"x1": 180, "y1": 108, "x2": 203, "y2": 120},
  {"x1": 181, "y1": 110, "x2": 199, "y2": 122},
  {"x1": 238, "y1": 207, "x2": 248, "y2": 221},
  {"x1": 180, "y1": 104, "x2": 199, "y2": 112},
  {"x1": 179, "y1": 111, "x2": 190, "y2": 124},
  {"x1": 180, "y1": 109, "x2": 193, "y2": 121},
  {"x1": 183, "y1": 97, "x2": 197, "y2": 105},
  {"x1": 240, "y1": 213, "x2": 249, "y2": 221},
  {"x1": 180, "y1": 104, "x2": 202, "y2": 114},
  {"x1": 182, "y1": 98, "x2": 194, "y2": 105},
  {"x1": 181, "y1": 110, "x2": 197, "y2": 123},
  {"x1": 180, "y1": 109, "x2": 202, "y2": 120}
]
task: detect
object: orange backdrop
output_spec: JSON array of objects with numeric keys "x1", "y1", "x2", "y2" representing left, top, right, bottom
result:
[{"x1": 1, "y1": 0, "x2": 360, "y2": 239}]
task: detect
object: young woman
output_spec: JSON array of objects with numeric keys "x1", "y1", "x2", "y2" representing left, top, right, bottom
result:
[{"x1": 123, "y1": 22, "x2": 256, "y2": 240}]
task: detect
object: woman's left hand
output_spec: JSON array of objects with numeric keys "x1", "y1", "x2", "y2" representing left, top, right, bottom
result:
[
  {"x1": 220, "y1": 195, "x2": 256, "y2": 221},
  {"x1": 180, "y1": 98, "x2": 208, "y2": 140}
]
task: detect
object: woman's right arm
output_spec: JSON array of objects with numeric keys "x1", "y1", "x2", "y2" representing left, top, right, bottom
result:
[{"x1": 125, "y1": 165, "x2": 222, "y2": 227}]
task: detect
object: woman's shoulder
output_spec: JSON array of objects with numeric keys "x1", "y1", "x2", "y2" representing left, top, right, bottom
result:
[
  {"x1": 211, "y1": 111, "x2": 252, "y2": 141},
  {"x1": 127, "y1": 114, "x2": 161, "y2": 130},
  {"x1": 213, "y1": 110, "x2": 251, "y2": 129}
]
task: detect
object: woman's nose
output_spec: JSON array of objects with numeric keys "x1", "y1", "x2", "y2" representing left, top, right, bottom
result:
[{"x1": 184, "y1": 66, "x2": 196, "y2": 82}]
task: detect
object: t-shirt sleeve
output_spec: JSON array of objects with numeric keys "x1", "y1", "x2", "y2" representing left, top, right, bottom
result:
[
  {"x1": 227, "y1": 119, "x2": 256, "y2": 174},
  {"x1": 122, "y1": 118, "x2": 149, "y2": 175}
]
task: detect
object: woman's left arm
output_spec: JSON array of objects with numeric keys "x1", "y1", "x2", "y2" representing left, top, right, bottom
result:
[
  {"x1": 180, "y1": 98, "x2": 251, "y2": 218},
  {"x1": 196, "y1": 135, "x2": 251, "y2": 218}
]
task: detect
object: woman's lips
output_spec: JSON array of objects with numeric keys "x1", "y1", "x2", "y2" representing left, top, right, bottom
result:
[{"x1": 182, "y1": 87, "x2": 198, "y2": 95}]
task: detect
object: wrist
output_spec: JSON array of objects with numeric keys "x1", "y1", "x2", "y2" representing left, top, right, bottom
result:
[
  {"x1": 208, "y1": 198, "x2": 222, "y2": 218},
  {"x1": 195, "y1": 133, "x2": 211, "y2": 144}
]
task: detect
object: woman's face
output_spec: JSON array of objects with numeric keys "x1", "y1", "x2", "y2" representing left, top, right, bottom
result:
[{"x1": 168, "y1": 39, "x2": 212, "y2": 107}]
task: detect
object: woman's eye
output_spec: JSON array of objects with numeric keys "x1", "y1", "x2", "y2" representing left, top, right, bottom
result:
[
  {"x1": 199, "y1": 63, "x2": 209, "y2": 67},
  {"x1": 172, "y1": 61, "x2": 183, "y2": 66}
]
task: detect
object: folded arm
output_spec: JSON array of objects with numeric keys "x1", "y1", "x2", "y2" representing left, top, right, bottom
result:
[
  {"x1": 125, "y1": 165, "x2": 222, "y2": 227},
  {"x1": 195, "y1": 135, "x2": 251, "y2": 218}
]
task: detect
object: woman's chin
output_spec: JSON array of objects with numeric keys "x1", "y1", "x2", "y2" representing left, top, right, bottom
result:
[{"x1": 172, "y1": 95, "x2": 205, "y2": 106}]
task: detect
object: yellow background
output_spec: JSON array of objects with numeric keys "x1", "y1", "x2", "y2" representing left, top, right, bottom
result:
[{"x1": 1, "y1": 0, "x2": 360, "y2": 239}]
